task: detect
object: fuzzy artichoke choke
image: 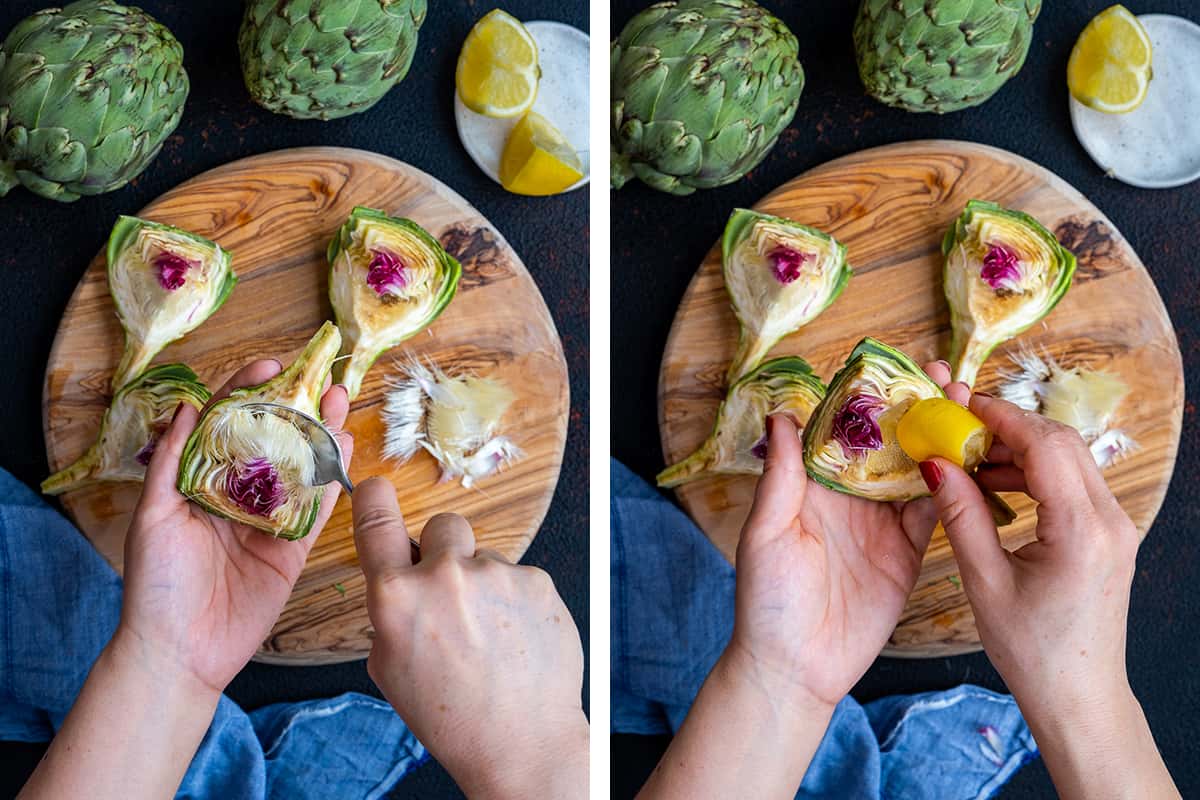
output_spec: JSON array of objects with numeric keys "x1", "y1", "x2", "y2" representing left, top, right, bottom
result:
[
  {"x1": 611, "y1": 0, "x2": 804, "y2": 195},
  {"x1": 723, "y1": 209, "x2": 852, "y2": 382},
  {"x1": 107, "y1": 216, "x2": 236, "y2": 392},
  {"x1": 943, "y1": 200, "x2": 1076, "y2": 387},
  {"x1": 328, "y1": 207, "x2": 461, "y2": 400},
  {"x1": 853, "y1": 0, "x2": 1041, "y2": 114},
  {"x1": 239, "y1": 0, "x2": 427, "y2": 121},
  {"x1": 657, "y1": 356, "x2": 825, "y2": 488},
  {"x1": 42, "y1": 364, "x2": 210, "y2": 495},
  {"x1": 0, "y1": 1, "x2": 189, "y2": 201},
  {"x1": 176, "y1": 322, "x2": 341, "y2": 540}
]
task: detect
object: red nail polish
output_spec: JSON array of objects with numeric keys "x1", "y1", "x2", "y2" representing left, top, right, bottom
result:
[
  {"x1": 919, "y1": 461, "x2": 943, "y2": 493},
  {"x1": 936, "y1": 360, "x2": 951, "y2": 371},
  {"x1": 171, "y1": 402, "x2": 184, "y2": 423}
]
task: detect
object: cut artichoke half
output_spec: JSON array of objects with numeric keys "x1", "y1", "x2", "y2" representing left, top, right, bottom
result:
[
  {"x1": 176, "y1": 322, "x2": 341, "y2": 540},
  {"x1": 107, "y1": 216, "x2": 237, "y2": 392},
  {"x1": 42, "y1": 364, "x2": 210, "y2": 496},
  {"x1": 657, "y1": 356, "x2": 826, "y2": 488},
  {"x1": 722, "y1": 209, "x2": 852, "y2": 382},
  {"x1": 942, "y1": 200, "x2": 1076, "y2": 387},
  {"x1": 803, "y1": 338, "x2": 1015, "y2": 525},
  {"x1": 328, "y1": 207, "x2": 461, "y2": 400}
]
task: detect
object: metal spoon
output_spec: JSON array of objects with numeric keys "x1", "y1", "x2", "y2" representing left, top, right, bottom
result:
[{"x1": 244, "y1": 402, "x2": 421, "y2": 562}]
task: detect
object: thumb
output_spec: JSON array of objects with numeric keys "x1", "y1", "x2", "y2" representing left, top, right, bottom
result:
[
  {"x1": 742, "y1": 414, "x2": 807, "y2": 543},
  {"x1": 352, "y1": 477, "x2": 413, "y2": 583},
  {"x1": 921, "y1": 458, "x2": 1009, "y2": 586}
]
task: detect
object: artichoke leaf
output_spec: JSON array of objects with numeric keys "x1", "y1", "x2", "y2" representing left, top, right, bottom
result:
[
  {"x1": 723, "y1": 209, "x2": 852, "y2": 382},
  {"x1": 942, "y1": 200, "x2": 1076, "y2": 387},
  {"x1": 176, "y1": 322, "x2": 341, "y2": 540},
  {"x1": 42, "y1": 364, "x2": 210, "y2": 495},
  {"x1": 328, "y1": 207, "x2": 461, "y2": 400},
  {"x1": 107, "y1": 216, "x2": 237, "y2": 391},
  {"x1": 657, "y1": 356, "x2": 826, "y2": 488}
]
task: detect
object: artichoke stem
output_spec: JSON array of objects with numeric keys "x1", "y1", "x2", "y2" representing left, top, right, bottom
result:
[
  {"x1": 113, "y1": 341, "x2": 153, "y2": 392},
  {"x1": 655, "y1": 447, "x2": 713, "y2": 488},
  {"x1": 610, "y1": 149, "x2": 634, "y2": 190},
  {"x1": 0, "y1": 161, "x2": 16, "y2": 197},
  {"x1": 41, "y1": 448, "x2": 101, "y2": 495},
  {"x1": 274, "y1": 321, "x2": 343, "y2": 410},
  {"x1": 335, "y1": 350, "x2": 371, "y2": 403},
  {"x1": 949, "y1": 333, "x2": 991, "y2": 389},
  {"x1": 726, "y1": 334, "x2": 772, "y2": 385}
]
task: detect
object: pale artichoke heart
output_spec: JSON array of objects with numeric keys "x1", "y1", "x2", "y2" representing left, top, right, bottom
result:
[
  {"x1": 807, "y1": 359, "x2": 937, "y2": 501},
  {"x1": 946, "y1": 217, "x2": 1059, "y2": 339},
  {"x1": 731, "y1": 220, "x2": 840, "y2": 337},
  {"x1": 183, "y1": 405, "x2": 318, "y2": 531}
]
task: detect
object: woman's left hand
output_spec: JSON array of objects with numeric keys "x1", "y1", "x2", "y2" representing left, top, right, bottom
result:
[{"x1": 116, "y1": 360, "x2": 353, "y2": 696}]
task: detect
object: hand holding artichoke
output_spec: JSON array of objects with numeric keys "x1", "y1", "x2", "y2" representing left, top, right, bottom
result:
[
  {"x1": 0, "y1": 0, "x2": 188, "y2": 201},
  {"x1": 611, "y1": 0, "x2": 803, "y2": 195}
]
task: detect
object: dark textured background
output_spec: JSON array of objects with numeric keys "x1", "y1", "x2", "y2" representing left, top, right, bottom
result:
[
  {"x1": 611, "y1": 1, "x2": 1198, "y2": 797},
  {"x1": 0, "y1": 2, "x2": 588, "y2": 798}
]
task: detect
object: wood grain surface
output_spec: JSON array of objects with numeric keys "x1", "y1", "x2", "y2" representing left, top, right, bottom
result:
[
  {"x1": 658, "y1": 140, "x2": 1183, "y2": 658},
  {"x1": 43, "y1": 147, "x2": 569, "y2": 665}
]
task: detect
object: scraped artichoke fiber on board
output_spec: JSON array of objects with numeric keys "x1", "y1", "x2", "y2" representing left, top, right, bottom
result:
[
  {"x1": 0, "y1": 0, "x2": 189, "y2": 201},
  {"x1": 177, "y1": 323, "x2": 341, "y2": 540},
  {"x1": 329, "y1": 207, "x2": 462, "y2": 400},
  {"x1": 854, "y1": 0, "x2": 1041, "y2": 113},
  {"x1": 107, "y1": 216, "x2": 237, "y2": 392},
  {"x1": 943, "y1": 200, "x2": 1076, "y2": 386},
  {"x1": 42, "y1": 365, "x2": 210, "y2": 495},
  {"x1": 611, "y1": 0, "x2": 804, "y2": 195},
  {"x1": 239, "y1": 0, "x2": 427, "y2": 120}
]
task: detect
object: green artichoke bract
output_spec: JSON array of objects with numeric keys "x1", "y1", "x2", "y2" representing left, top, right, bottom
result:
[
  {"x1": 328, "y1": 207, "x2": 461, "y2": 400},
  {"x1": 42, "y1": 364, "x2": 209, "y2": 495},
  {"x1": 0, "y1": 1, "x2": 188, "y2": 202},
  {"x1": 177, "y1": 322, "x2": 341, "y2": 540},
  {"x1": 943, "y1": 200, "x2": 1076, "y2": 387},
  {"x1": 853, "y1": 0, "x2": 1040, "y2": 114},
  {"x1": 239, "y1": 0, "x2": 427, "y2": 121},
  {"x1": 803, "y1": 337, "x2": 1015, "y2": 524},
  {"x1": 657, "y1": 356, "x2": 825, "y2": 488},
  {"x1": 107, "y1": 216, "x2": 237, "y2": 392},
  {"x1": 723, "y1": 208, "x2": 851, "y2": 382},
  {"x1": 611, "y1": 0, "x2": 804, "y2": 195}
]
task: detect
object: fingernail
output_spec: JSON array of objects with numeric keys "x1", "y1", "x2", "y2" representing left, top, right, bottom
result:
[
  {"x1": 171, "y1": 402, "x2": 184, "y2": 423},
  {"x1": 936, "y1": 360, "x2": 950, "y2": 371},
  {"x1": 919, "y1": 460, "x2": 943, "y2": 493}
]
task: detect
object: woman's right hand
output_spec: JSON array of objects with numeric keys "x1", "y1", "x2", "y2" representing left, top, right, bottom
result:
[{"x1": 921, "y1": 392, "x2": 1178, "y2": 799}]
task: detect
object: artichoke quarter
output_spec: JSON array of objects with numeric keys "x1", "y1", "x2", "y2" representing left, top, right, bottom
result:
[
  {"x1": 657, "y1": 355, "x2": 825, "y2": 488},
  {"x1": 0, "y1": 1, "x2": 189, "y2": 202},
  {"x1": 943, "y1": 200, "x2": 1076, "y2": 387},
  {"x1": 328, "y1": 207, "x2": 461, "y2": 400},
  {"x1": 853, "y1": 0, "x2": 1040, "y2": 114},
  {"x1": 107, "y1": 216, "x2": 237, "y2": 392},
  {"x1": 239, "y1": 0, "x2": 427, "y2": 121},
  {"x1": 611, "y1": 0, "x2": 804, "y2": 195},
  {"x1": 723, "y1": 208, "x2": 852, "y2": 382},
  {"x1": 802, "y1": 337, "x2": 1014, "y2": 525},
  {"x1": 177, "y1": 322, "x2": 341, "y2": 540},
  {"x1": 42, "y1": 364, "x2": 210, "y2": 496}
]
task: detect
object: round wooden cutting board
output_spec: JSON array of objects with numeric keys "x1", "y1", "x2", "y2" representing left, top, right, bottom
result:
[
  {"x1": 659, "y1": 140, "x2": 1183, "y2": 658},
  {"x1": 43, "y1": 147, "x2": 569, "y2": 665}
]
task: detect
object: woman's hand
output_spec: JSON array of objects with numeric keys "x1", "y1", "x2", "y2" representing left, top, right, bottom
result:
[
  {"x1": 117, "y1": 360, "x2": 353, "y2": 695},
  {"x1": 922, "y1": 392, "x2": 1178, "y2": 800},
  {"x1": 729, "y1": 360, "x2": 958, "y2": 710},
  {"x1": 351, "y1": 478, "x2": 588, "y2": 800}
]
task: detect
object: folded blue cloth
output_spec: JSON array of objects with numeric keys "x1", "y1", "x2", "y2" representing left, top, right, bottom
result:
[
  {"x1": 0, "y1": 468, "x2": 427, "y2": 799},
  {"x1": 610, "y1": 459, "x2": 1038, "y2": 799}
]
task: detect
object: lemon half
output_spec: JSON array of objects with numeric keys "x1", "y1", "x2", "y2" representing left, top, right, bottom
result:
[
  {"x1": 896, "y1": 398, "x2": 992, "y2": 471},
  {"x1": 1068, "y1": 5, "x2": 1153, "y2": 114},
  {"x1": 500, "y1": 112, "x2": 583, "y2": 196},
  {"x1": 456, "y1": 9, "x2": 540, "y2": 119}
]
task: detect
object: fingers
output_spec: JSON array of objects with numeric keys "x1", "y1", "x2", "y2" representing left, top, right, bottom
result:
[
  {"x1": 922, "y1": 361, "x2": 971, "y2": 406},
  {"x1": 319, "y1": 384, "x2": 350, "y2": 433},
  {"x1": 308, "y1": 430, "x2": 355, "y2": 551},
  {"x1": 139, "y1": 403, "x2": 200, "y2": 511},
  {"x1": 352, "y1": 477, "x2": 413, "y2": 581},
  {"x1": 420, "y1": 513, "x2": 477, "y2": 560},
  {"x1": 976, "y1": 464, "x2": 1028, "y2": 494},
  {"x1": 921, "y1": 458, "x2": 1010, "y2": 586},
  {"x1": 899, "y1": 496, "x2": 939, "y2": 555},
  {"x1": 743, "y1": 414, "x2": 807, "y2": 537}
]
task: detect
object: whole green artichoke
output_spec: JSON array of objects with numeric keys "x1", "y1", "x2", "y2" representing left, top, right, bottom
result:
[
  {"x1": 0, "y1": 1, "x2": 188, "y2": 202},
  {"x1": 611, "y1": 0, "x2": 803, "y2": 196},
  {"x1": 239, "y1": 0, "x2": 427, "y2": 121},
  {"x1": 853, "y1": 0, "x2": 1041, "y2": 114}
]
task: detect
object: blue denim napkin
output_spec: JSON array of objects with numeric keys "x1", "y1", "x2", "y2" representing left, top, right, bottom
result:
[
  {"x1": 610, "y1": 459, "x2": 1038, "y2": 799},
  {"x1": 0, "y1": 468, "x2": 427, "y2": 799}
]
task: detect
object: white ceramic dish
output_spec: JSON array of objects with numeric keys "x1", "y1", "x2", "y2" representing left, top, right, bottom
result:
[
  {"x1": 454, "y1": 20, "x2": 590, "y2": 192},
  {"x1": 1069, "y1": 14, "x2": 1200, "y2": 189}
]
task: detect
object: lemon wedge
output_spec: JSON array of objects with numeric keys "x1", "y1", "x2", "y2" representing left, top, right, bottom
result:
[
  {"x1": 896, "y1": 398, "x2": 992, "y2": 471},
  {"x1": 456, "y1": 9, "x2": 540, "y2": 119},
  {"x1": 500, "y1": 112, "x2": 583, "y2": 195},
  {"x1": 1068, "y1": 5, "x2": 1153, "y2": 113}
]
